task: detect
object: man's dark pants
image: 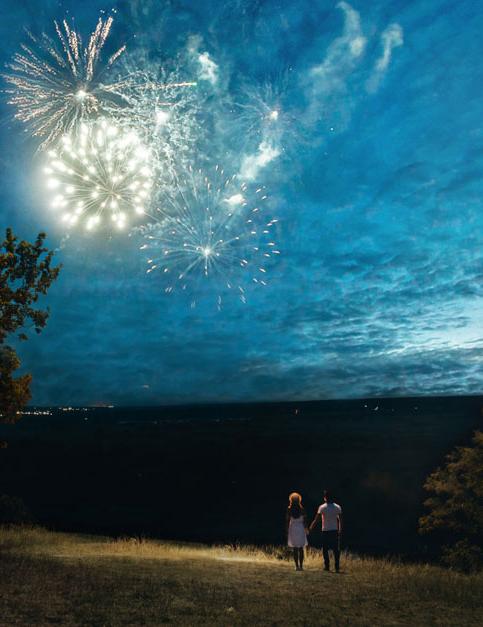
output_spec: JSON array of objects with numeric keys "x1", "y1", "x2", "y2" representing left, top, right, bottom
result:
[{"x1": 322, "y1": 530, "x2": 340, "y2": 570}]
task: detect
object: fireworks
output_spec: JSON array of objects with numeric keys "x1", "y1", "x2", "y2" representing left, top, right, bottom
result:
[
  {"x1": 140, "y1": 166, "x2": 279, "y2": 305},
  {"x1": 105, "y1": 57, "x2": 199, "y2": 183},
  {"x1": 44, "y1": 119, "x2": 152, "y2": 230},
  {"x1": 3, "y1": 15, "x2": 126, "y2": 148},
  {"x1": 235, "y1": 79, "x2": 291, "y2": 142},
  {"x1": 4, "y1": 11, "x2": 281, "y2": 303}
]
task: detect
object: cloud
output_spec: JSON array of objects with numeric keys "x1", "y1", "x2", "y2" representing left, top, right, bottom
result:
[
  {"x1": 377, "y1": 23, "x2": 404, "y2": 73},
  {"x1": 366, "y1": 23, "x2": 404, "y2": 93},
  {"x1": 197, "y1": 51, "x2": 219, "y2": 84},
  {"x1": 239, "y1": 141, "x2": 280, "y2": 180},
  {"x1": 258, "y1": 293, "x2": 483, "y2": 401},
  {"x1": 302, "y1": 2, "x2": 367, "y2": 129},
  {"x1": 309, "y1": 3, "x2": 366, "y2": 83},
  {"x1": 186, "y1": 35, "x2": 220, "y2": 85}
]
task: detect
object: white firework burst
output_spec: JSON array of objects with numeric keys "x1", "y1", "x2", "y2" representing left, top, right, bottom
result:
[
  {"x1": 3, "y1": 15, "x2": 127, "y2": 149},
  {"x1": 44, "y1": 119, "x2": 153, "y2": 231},
  {"x1": 140, "y1": 165, "x2": 280, "y2": 306}
]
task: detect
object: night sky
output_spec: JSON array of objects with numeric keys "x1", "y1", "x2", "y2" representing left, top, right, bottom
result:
[{"x1": 1, "y1": 0, "x2": 481, "y2": 405}]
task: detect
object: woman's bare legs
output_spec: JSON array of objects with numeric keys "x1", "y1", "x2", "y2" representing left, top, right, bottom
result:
[
  {"x1": 292, "y1": 548, "x2": 305, "y2": 570},
  {"x1": 298, "y1": 547, "x2": 304, "y2": 570}
]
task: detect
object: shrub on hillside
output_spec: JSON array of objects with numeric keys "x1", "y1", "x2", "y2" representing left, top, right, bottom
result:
[
  {"x1": 441, "y1": 540, "x2": 483, "y2": 574},
  {"x1": 419, "y1": 430, "x2": 483, "y2": 572}
]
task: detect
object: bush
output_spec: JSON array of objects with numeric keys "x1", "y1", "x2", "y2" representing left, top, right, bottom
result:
[
  {"x1": 0, "y1": 494, "x2": 33, "y2": 524},
  {"x1": 419, "y1": 430, "x2": 483, "y2": 571},
  {"x1": 442, "y1": 540, "x2": 483, "y2": 574}
]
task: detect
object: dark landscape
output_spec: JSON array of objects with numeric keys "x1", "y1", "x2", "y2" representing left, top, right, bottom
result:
[{"x1": 1, "y1": 395, "x2": 481, "y2": 557}]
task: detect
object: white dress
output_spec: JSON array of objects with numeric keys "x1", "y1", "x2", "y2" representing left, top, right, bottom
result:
[{"x1": 287, "y1": 516, "x2": 308, "y2": 548}]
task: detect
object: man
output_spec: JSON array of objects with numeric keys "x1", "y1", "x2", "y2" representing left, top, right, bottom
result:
[{"x1": 309, "y1": 490, "x2": 342, "y2": 572}]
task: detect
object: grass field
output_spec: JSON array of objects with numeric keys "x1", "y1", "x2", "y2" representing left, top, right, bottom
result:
[{"x1": 0, "y1": 526, "x2": 481, "y2": 625}]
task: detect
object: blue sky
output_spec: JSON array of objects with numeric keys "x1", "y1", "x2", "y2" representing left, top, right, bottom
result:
[{"x1": 0, "y1": 0, "x2": 481, "y2": 405}]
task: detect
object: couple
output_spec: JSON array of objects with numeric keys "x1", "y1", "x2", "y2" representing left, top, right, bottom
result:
[{"x1": 287, "y1": 490, "x2": 342, "y2": 572}]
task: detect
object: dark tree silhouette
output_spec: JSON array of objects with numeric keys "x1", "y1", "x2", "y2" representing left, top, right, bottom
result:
[
  {"x1": 0, "y1": 228, "x2": 61, "y2": 440},
  {"x1": 419, "y1": 430, "x2": 483, "y2": 572}
]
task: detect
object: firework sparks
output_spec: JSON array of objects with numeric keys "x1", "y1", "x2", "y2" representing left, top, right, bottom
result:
[
  {"x1": 232, "y1": 74, "x2": 304, "y2": 159},
  {"x1": 235, "y1": 80, "x2": 288, "y2": 139},
  {"x1": 3, "y1": 15, "x2": 127, "y2": 148},
  {"x1": 44, "y1": 119, "x2": 152, "y2": 231},
  {"x1": 140, "y1": 165, "x2": 279, "y2": 306},
  {"x1": 105, "y1": 57, "x2": 199, "y2": 183}
]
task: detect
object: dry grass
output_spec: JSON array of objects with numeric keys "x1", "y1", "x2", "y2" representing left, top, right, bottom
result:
[{"x1": 0, "y1": 525, "x2": 481, "y2": 625}]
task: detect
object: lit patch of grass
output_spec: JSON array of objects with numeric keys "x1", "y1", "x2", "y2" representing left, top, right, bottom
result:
[{"x1": 0, "y1": 525, "x2": 481, "y2": 625}]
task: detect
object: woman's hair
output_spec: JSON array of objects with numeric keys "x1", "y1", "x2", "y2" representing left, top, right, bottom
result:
[{"x1": 288, "y1": 492, "x2": 305, "y2": 519}]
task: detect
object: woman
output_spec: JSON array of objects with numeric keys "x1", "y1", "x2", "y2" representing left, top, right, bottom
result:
[{"x1": 286, "y1": 492, "x2": 308, "y2": 571}]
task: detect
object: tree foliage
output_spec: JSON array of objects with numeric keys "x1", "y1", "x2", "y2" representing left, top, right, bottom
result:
[
  {"x1": 0, "y1": 228, "x2": 61, "y2": 429},
  {"x1": 419, "y1": 430, "x2": 483, "y2": 572},
  {"x1": 0, "y1": 346, "x2": 32, "y2": 425}
]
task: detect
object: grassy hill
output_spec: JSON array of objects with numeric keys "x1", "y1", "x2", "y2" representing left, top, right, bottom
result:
[{"x1": 0, "y1": 526, "x2": 481, "y2": 625}]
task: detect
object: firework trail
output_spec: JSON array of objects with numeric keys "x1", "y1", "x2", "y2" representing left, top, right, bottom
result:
[
  {"x1": 140, "y1": 165, "x2": 280, "y2": 307},
  {"x1": 3, "y1": 15, "x2": 128, "y2": 149},
  {"x1": 44, "y1": 119, "x2": 152, "y2": 231}
]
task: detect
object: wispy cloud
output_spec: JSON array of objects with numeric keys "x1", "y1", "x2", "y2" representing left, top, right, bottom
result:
[
  {"x1": 303, "y1": 1, "x2": 367, "y2": 128},
  {"x1": 239, "y1": 141, "x2": 280, "y2": 180},
  {"x1": 366, "y1": 23, "x2": 404, "y2": 93},
  {"x1": 310, "y1": 1, "x2": 367, "y2": 82}
]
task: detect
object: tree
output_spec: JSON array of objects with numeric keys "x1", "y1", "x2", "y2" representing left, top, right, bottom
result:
[
  {"x1": 0, "y1": 228, "x2": 61, "y2": 436},
  {"x1": 419, "y1": 430, "x2": 483, "y2": 572}
]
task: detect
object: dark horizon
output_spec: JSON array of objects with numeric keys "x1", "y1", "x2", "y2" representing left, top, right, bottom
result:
[{"x1": 23, "y1": 392, "x2": 483, "y2": 411}]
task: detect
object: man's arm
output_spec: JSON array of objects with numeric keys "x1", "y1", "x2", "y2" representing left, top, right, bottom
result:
[
  {"x1": 308, "y1": 512, "x2": 321, "y2": 533},
  {"x1": 337, "y1": 513, "x2": 343, "y2": 534}
]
